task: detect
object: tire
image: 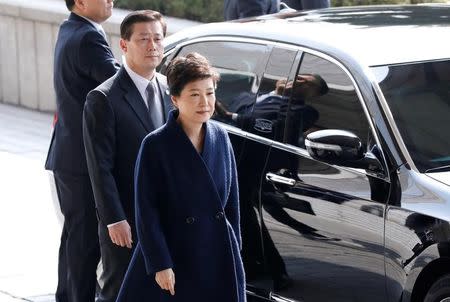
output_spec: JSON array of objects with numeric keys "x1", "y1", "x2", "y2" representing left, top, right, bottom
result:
[{"x1": 424, "y1": 274, "x2": 450, "y2": 302}]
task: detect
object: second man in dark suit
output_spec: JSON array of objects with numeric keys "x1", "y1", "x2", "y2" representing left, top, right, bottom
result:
[{"x1": 83, "y1": 10, "x2": 171, "y2": 302}]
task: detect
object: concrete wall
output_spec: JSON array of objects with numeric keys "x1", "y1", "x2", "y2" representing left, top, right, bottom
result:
[{"x1": 0, "y1": 0, "x2": 199, "y2": 112}]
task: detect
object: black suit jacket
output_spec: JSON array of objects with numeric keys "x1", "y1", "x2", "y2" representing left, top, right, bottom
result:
[
  {"x1": 83, "y1": 67, "x2": 172, "y2": 227},
  {"x1": 224, "y1": 0, "x2": 279, "y2": 20},
  {"x1": 45, "y1": 12, "x2": 120, "y2": 174},
  {"x1": 282, "y1": 0, "x2": 330, "y2": 10}
]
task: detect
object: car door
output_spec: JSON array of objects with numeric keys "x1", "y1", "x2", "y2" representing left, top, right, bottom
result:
[
  {"x1": 259, "y1": 52, "x2": 391, "y2": 302},
  {"x1": 235, "y1": 46, "x2": 301, "y2": 300}
]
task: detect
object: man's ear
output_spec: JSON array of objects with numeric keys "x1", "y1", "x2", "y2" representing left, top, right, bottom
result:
[
  {"x1": 74, "y1": 0, "x2": 86, "y2": 11},
  {"x1": 119, "y1": 39, "x2": 127, "y2": 53}
]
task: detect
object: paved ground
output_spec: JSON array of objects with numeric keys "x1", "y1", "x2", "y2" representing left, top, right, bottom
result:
[{"x1": 0, "y1": 103, "x2": 59, "y2": 302}]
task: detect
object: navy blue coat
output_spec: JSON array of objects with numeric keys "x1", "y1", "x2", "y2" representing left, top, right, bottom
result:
[
  {"x1": 45, "y1": 12, "x2": 119, "y2": 174},
  {"x1": 116, "y1": 111, "x2": 246, "y2": 302}
]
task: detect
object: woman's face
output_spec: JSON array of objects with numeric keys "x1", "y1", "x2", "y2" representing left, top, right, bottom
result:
[{"x1": 172, "y1": 77, "x2": 216, "y2": 125}]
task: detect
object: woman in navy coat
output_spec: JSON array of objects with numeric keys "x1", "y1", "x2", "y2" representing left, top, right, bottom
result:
[{"x1": 116, "y1": 53, "x2": 246, "y2": 302}]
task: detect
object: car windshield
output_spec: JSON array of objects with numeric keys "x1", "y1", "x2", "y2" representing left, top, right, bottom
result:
[{"x1": 372, "y1": 60, "x2": 450, "y2": 173}]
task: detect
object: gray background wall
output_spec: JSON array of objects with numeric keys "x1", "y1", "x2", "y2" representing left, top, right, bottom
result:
[{"x1": 0, "y1": 0, "x2": 199, "y2": 112}]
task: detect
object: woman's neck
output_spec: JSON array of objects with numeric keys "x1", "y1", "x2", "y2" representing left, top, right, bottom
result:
[{"x1": 177, "y1": 116, "x2": 205, "y2": 153}]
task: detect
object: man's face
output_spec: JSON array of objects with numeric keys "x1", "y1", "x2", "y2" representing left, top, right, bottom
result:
[
  {"x1": 78, "y1": 0, "x2": 113, "y2": 23},
  {"x1": 121, "y1": 21, "x2": 164, "y2": 78}
]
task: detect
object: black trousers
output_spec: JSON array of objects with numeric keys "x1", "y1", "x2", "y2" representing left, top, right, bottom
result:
[
  {"x1": 54, "y1": 172, "x2": 100, "y2": 302},
  {"x1": 97, "y1": 223, "x2": 134, "y2": 302}
]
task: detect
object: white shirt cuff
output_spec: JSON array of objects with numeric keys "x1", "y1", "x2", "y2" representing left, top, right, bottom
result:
[{"x1": 107, "y1": 220, "x2": 126, "y2": 228}]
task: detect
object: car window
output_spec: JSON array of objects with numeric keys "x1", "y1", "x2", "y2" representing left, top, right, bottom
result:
[
  {"x1": 284, "y1": 53, "x2": 370, "y2": 148},
  {"x1": 246, "y1": 47, "x2": 298, "y2": 142},
  {"x1": 372, "y1": 60, "x2": 450, "y2": 172},
  {"x1": 175, "y1": 41, "x2": 270, "y2": 129}
]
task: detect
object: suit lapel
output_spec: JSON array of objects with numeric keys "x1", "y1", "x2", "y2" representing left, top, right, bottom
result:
[
  {"x1": 155, "y1": 73, "x2": 173, "y2": 122},
  {"x1": 118, "y1": 68, "x2": 153, "y2": 132}
]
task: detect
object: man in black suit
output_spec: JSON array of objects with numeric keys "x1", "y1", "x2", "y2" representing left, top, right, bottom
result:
[
  {"x1": 83, "y1": 10, "x2": 171, "y2": 302},
  {"x1": 224, "y1": 0, "x2": 279, "y2": 20},
  {"x1": 283, "y1": 0, "x2": 330, "y2": 10},
  {"x1": 44, "y1": 0, "x2": 119, "y2": 301}
]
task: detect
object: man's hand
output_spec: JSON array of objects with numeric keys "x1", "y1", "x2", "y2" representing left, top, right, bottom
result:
[
  {"x1": 107, "y1": 220, "x2": 133, "y2": 248},
  {"x1": 155, "y1": 268, "x2": 175, "y2": 296}
]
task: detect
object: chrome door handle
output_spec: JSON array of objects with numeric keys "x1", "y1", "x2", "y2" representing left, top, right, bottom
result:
[{"x1": 265, "y1": 173, "x2": 296, "y2": 186}]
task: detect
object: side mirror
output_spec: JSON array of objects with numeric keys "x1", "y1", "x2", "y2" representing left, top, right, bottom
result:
[{"x1": 305, "y1": 129, "x2": 384, "y2": 174}]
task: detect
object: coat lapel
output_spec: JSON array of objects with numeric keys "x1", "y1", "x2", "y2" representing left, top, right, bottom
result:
[
  {"x1": 167, "y1": 111, "x2": 225, "y2": 207},
  {"x1": 201, "y1": 123, "x2": 229, "y2": 206},
  {"x1": 118, "y1": 68, "x2": 153, "y2": 132}
]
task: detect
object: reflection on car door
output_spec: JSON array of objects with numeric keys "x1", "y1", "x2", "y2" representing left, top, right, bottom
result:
[{"x1": 259, "y1": 53, "x2": 390, "y2": 301}]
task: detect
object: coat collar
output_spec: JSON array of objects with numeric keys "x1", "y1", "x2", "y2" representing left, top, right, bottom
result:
[
  {"x1": 68, "y1": 12, "x2": 97, "y2": 30},
  {"x1": 166, "y1": 109, "x2": 209, "y2": 155},
  {"x1": 165, "y1": 110, "x2": 224, "y2": 205}
]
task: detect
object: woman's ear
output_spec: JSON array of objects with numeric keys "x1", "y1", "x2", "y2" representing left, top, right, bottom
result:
[{"x1": 171, "y1": 95, "x2": 178, "y2": 108}]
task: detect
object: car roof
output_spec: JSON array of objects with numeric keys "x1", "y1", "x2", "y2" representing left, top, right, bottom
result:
[{"x1": 165, "y1": 5, "x2": 450, "y2": 67}]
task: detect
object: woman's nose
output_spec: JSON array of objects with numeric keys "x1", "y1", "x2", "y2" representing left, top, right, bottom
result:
[{"x1": 200, "y1": 95, "x2": 209, "y2": 105}]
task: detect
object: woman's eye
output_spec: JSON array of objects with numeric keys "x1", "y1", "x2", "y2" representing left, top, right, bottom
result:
[{"x1": 191, "y1": 93, "x2": 199, "y2": 97}]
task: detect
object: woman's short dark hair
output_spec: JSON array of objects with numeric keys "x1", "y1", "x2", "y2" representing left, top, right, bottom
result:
[
  {"x1": 120, "y1": 10, "x2": 167, "y2": 40},
  {"x1": 166, "y1": 53, "x2": 220, "y2": 97},
  {"x1": 65, "y1": 0, "x2": 75, "y2": 10}
]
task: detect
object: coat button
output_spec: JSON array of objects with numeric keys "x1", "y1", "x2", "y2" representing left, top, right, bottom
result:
[
  {"x1": 186, "y1": 217, "x2": 195, "y2": 224},
  {"x1": 215, "y1": 211, "x2": 224, "y2": 220}
]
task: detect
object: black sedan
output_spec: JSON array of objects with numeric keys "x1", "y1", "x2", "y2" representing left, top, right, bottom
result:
[{"x1": 159, "y1": 5, "x2": 450, "y2": 302}]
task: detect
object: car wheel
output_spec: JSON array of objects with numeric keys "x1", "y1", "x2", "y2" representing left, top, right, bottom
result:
[{"x1": 424, "y1": 274, "x2": 450, "y2": 302}]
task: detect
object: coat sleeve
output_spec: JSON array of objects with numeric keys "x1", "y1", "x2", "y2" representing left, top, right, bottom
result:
[
  {"x1": 83, "y1": 90, "x2": 126, "y2": 225},
  {"x1": 79, "y1": 31, "x2": 120, "y2": 83},
  {"x1": 134, "y1": 137, "x2": 174, "y2": 275},
  {"x1": 224, "y1": 139, "x2": 242, "y2": 250}
]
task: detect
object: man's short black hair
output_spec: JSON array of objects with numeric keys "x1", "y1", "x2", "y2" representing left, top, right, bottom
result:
[
  {"x1": 120, "y1": 10, "x2": 167, "y2": 40},
  {"x1": 65, "y1": 0, "x2": 75, "y2": 11}
]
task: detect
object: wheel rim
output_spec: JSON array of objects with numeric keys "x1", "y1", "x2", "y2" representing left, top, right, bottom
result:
[{"x1": 439, "y1": 298, "x2": 450, "y2": 302}]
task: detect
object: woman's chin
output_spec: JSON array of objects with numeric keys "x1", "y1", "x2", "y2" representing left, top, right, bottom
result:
[{"x1": 196, "y1": 112, "x2": 212, "y2": 122}]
